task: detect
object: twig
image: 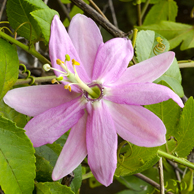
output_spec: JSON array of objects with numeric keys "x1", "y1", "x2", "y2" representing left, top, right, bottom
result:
[
  {"x1": 134, "y1": 173, "x2": 174, "y2": 194},
  {"x1": 57, "y1": 0, "x2": 71, "y2": 21},
  {"x1": 179, "y1": 62, "x2": 194, "y2": 68},
  {"x1": 158, "y1": 158, "x2": 165, "y2": 194},
  {"x1": 70, "y1": 0, "x2": 129, "y2": 37},
  {"x1": 0, "y1": 0, "x2": 7, "y2": 20},
  {"x1": 88, "y1": 0, "x2": 108, "y2": 20},
  {"x1": 108, "y1": 0, "x2": 118, "y2": 28}
]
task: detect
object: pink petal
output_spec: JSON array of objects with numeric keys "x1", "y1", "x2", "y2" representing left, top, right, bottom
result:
[
  {"x1": 25, "y1": 97, "x2": 86, "y2": 147},
  {"x1": 3, "y1": 85, "x2": 80, "y2": 117},
  {"x1": 92, "y1": 38, "x2": 133, "y2": 84},
  {"x1": 104, "y1": 82, "x2": 184, "y2": 108},
  {"x1": 107, "y1": 102, "x2": 166, "y2": 147},
  {"x1": 86, "y1": 101, "x2": 117, "y2": 187},
  {"x1": 52, "y1": 112, "x2": 87, "y2": 180},
  {"x1": 49, "y1": 15, "x2": 90, "y2": 83},
  {"x1": 68, "y1": 14, "x2": 103, "y2": 79},
  {"x1": 115, "y1": 52, "x2": 175, "y2": 85}
]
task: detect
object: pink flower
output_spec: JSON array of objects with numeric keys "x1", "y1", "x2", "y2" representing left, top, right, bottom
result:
[{"x1": 4, "y1": 14, "x2": 184, "y2": 186}]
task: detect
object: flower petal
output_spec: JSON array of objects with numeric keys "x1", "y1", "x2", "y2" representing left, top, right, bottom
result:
[
  {"x1": 92, "y1": 38, "x2": 133, "y2": 84},
  {"x1": 86, "y1": 100, "x2": 117, "y2": 187},
  {"x1": 68, "y1": 14, "x2": 103, "y2": 79},
  {"x1": 25, "y1": 97, "x2": 86, "y2": 147},
  {"x1": 104, "y1": 82, "x2": 184, "y2": 107},
  {"x1": 3, "y1": 85, "x2": 80, "y2": 117},
  {"x1": 115, "y1": 52, "x2": 175, "y2": 85},
  {"x1": 49, "y1": 15, "x2": 90, "y2": 83},
  {"x1": 52, "y1": 112, "x2": 87, "y2": 180},
  {"x1": 107, "y1": 102, "x2": 166, "y2": 147}
]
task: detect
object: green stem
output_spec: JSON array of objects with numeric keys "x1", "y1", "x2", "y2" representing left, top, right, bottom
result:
[
  {"x1": 132, "y1": 29, "x2": 138, "y2": 48},
  {"x1": 82, "y1": 171, "x2": 94, "y2": 180},
  {"x1": 179, "y1": 62, "x2": 194, "y2": 68},
  {"x1": 137, "y1": 0, "x2": 142, "y2": 26},
  {"x1": 158, "y1": 150, "x2": 194, "y2": 169},
  {"x1": 14, "y1": 76, "x2": 56, "y2": 85},
  {"x1": 141, "y1": 0, "x2": 151, "y2": 19},
  {"x1": 0, "y1": 31, "x2": 51, "y2": 65}
]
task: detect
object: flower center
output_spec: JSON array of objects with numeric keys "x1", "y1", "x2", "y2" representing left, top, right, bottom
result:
[
  {"x1": 83, "y1": 83, "x2": 103, "y2": 102},
  {"x1": 43, "y1": 55, "x2": 100, "y2": 99}
]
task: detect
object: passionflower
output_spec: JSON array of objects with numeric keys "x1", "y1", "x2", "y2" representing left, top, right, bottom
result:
[{"x1": 4, "y1": 14, "x2": 184, "y2": 186}]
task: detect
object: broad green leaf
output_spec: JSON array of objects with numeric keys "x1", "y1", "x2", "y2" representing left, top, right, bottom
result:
[
  {"x1": 145, "y1": 99, "x2": 181, "y2": 139},
  {"x1": 61, "y1": 0, "x2": 71, "y2": 3},
  {"x1": 31, "y1": 9, "x2": 59, "y2": 44},
  {"x1": 35, "y1": 142, "x2": 63, "y2": 167},
  {"x1": 135, "y1": 30, "x2": 169, "y2": 62},
  {"x1": 135, "y1": 30, "x2": 183, "y2": 96},
  {"x1": 6, "y1": 0, "x2": 48, "y2": 41},
  {"x1": 0, "y1": 116, "x2": 35, "y2": 194},
  {"x1": 35, "y1": 154, "x2": 53, "y2": 182},
  {"x1": 0, "y1": 100, "x2": 27, "y2": 128},
  {"x1": 36, "y1": 182, "x2": 74, "y2": 194},
  {"x1": 170, "y1": 97, "x2": 194, "y2": 157},
  {"x1": 0, "y1": 39, "x2": 19, "y2": 100},
  {"x1": 137, "y1": 21, "x2": 194, "y2": 50},
  {"x1": 181, "y1": 169, "x2": 193, "y2": 194},
  {"x1": 115, "y1": 143, "x2": 159, "y2": 176},
  {"x1": 143, "y1": 0, "x2": 178, "y2": 25},
  {"x1": 70, "y1": 165, "x2": 82, "y2": 194},
  {"x1": 154, "y1": 59, "x2": 184, "y2": 97}
]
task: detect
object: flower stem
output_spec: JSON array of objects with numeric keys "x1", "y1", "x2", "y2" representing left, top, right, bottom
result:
[
  {"x1": 137, "y1": 0, "x2": 142, "y2": 26},
  {"x1": 132, "y1": 28, "x2": 138, "y2": 48},
  {"x1": 82, "y1": 171, "x2": 94, "y2": 180},
  {"x1": 141, "y1": 0, "x2": 151, "y2": 19},
  {"x1": 178, "y1": 61, "x2": 194, "y2": 68},
  {"x1": 0, "y1": 31, "x2": 51, "y2": 65},
  {"x1": 158, "y1": 150, "x2": 194, "y2": 169}
]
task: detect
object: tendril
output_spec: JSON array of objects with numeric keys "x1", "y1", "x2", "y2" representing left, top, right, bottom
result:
[
  {"x1": 0, "y1": 21, "x2": 14, "y2": 35},
  {"x1": 19, "y1": 63, "x2": 35, "y2": 85},
  {"x1": 153, "y1": 37, "x2": 166, "y2": 55},
  {"x1": 14, "y1": 22, "x2": 33, "y2": 46}
]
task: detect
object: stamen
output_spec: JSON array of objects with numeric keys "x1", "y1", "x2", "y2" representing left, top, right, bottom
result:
[
  {"x1": 65, "y1": 54, "x2": 71, "y2": 61},
  {"x1": 64, "y1": 84, "x2": 71, "y2": 92},
  {"x1": 51, "y1": 79, "x2": 59, "y2": 84},
  {"x1": 43, "y1": 64, "x2": 51, "y2": 71},
  {"x1": 72, "y1": 59, "x2": 80, "y2": 66}
]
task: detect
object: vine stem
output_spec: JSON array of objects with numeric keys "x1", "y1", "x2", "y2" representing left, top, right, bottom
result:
[
  {"x1": 14, "y1": 76, "x2": 56, "y2": 85},
  {"x1": 179, "y1": 62, "x2": 194, "y2": 68},
  {"x1": 141, "y1": 0, "x2": 151, "y2": 19},
  {"x1": 158, "y1": 158, "x2": 164, "y2": 194},
  {"x1": 158, "y1": 150, "x2": 194, "y2": 169},
  {"x1": 0, "y1": 31, "x2": 51, "y2": 65}
]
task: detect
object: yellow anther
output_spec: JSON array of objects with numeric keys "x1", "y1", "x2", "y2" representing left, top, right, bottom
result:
[
  {"x1": 64, "y1": 84, "x2": 71, "y2": 92},
  {"x1": 56, "y1": 59, "x2": 64, "y2": 65},
  {"x1": 51, "y1": 79, "x2": 59, "y2": 84},
  {"x1": 72, "y1": 59, "x2": 80, "y2": 66}
]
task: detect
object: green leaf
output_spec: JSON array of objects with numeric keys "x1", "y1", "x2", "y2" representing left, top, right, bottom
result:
[
  {"x1": 115, "y1": 143, "x2": 159, "y2": 176},
  {"x1": 170, "y1": 97, "x2": 194, "y2": 157},
  {"x1": 141, "y1": 0, "x2": 162, "y2": 3},
  {"x1": 143, "y1": 0, "x2": 178, "y2": 25},
  {"x1": 35, "y1": 154, "x2": 53, "y2": 182},
  {"x1": 137, "y1": 21, "x2": 194, "y2": 50},
  {"x1": 135, "y1": 30, "x2": 169, "y2": 62},
  {"x1": 135, "y1": 30, "x2": 183, "y2": 96},
  {"x1": 0, "y1": 38, "x2": 19, "y2": 100},
  {"x1": 61, "y1": 0, "x2": 71, "y2": 3},
  {"x1": 145, "y1": 99, "x2": 181, "y2": 139},
  {"x1": 31, "y1": 9, "x2": 59, "y2": 44},
  {"x1": 0, "y1": 116, "x2": 36, "y2": 194},
  {"x1": 154, "y1": 59, "x2": 184, "y2": 97},
  {"x1": 6, "y1": 0, "x2": 48, "y2": 41},
  {"x1": 181, "y1": 169, "x2": 193, "y2": 194},
  {"x1": 36, "y1": 182, "x2": 74, "y2": 194},
  {"x1": 70, "y1": 165, "x2": 82, "y2": 194},
  {"x1": 0, "y1": 100, "x2": 27, "y2": 128}
]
